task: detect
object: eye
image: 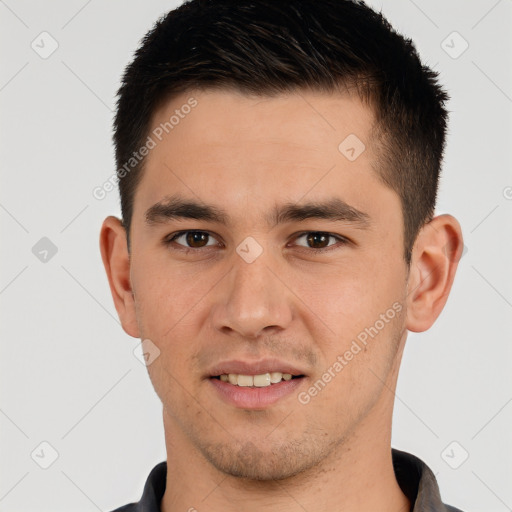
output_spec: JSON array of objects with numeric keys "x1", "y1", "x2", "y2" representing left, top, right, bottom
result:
[
  {"x1": 165, "y1": 231, "x2": 220, "y2": 249},
  {"x1": 163, "y1": 230, "x2": 349, "y2": 253},
  {"x1": 292, "y1": 231, "x2": 349, "y2": 251}
]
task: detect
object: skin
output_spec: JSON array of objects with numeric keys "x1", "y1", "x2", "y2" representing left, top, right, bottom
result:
[{"x1": 100, "y1": 89, "x2": 463, "y2": 512}]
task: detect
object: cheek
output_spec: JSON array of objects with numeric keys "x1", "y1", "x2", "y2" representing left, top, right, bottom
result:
[
  {"x1": 136, "y1": 266, "x2": 209, "y2": 402},
  {"x1": 290, "y1": 257, "x2": 404, "y2": 348},
  {"x1": 299, "y1": 309, "x2": 405, "y2": 430},
  {"x1": 132, "y1": 254, "x2": 216, "y2": 337}
]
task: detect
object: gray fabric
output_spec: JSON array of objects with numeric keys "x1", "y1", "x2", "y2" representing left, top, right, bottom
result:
[{"x1": 392, "y1": 449, "x2": 464, "y2": 512}]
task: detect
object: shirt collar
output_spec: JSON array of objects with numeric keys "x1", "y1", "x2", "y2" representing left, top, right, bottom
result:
[{"x1": 392, "y1": 448, "x2": 463, "y2": 511}]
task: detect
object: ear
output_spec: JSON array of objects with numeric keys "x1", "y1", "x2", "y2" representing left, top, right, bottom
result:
[
  {"x1": 406, "y1": 214, "x2": 464, "y2": 333},
  {"x1": 99, "y1": 216, "x2": 140, "y2": 338}
]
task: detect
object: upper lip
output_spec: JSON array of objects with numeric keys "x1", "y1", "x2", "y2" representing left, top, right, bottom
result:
[{"x1": 208, "y1": 358, "x2": 307, "y2": 377}]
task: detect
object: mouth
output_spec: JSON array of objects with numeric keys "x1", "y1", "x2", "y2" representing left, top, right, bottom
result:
[
  {"x1": 211, "y1": 372, "x2": 305, "y2": 388},
  {"x1": 207, "y1": 361, "x2": 308, "y2": 409}
]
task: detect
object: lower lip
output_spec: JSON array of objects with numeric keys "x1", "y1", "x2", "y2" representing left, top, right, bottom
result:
[{"x1": 209, "y1": 377, "x2": 305, "y2": 409}]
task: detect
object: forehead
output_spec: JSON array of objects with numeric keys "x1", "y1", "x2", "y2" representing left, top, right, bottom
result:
[
  {"x1": 150, "y1": 88, "x2": 375, "y2": 155},
  {"x1": 132, "y1": 88, "x2": 394, "y2": 227}
]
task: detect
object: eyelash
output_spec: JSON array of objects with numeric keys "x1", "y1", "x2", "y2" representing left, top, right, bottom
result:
[{"x1": 163, "y1": 230, "x2": 350, "y2": 253}]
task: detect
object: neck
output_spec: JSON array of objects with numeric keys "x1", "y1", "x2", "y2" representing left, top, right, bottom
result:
[{"x1": 160, "y1": 401, "x2": 409, "y2": 512}]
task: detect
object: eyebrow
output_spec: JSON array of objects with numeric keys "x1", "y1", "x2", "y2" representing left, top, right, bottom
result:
[{"x1": 144, "y1": 194, "x2": 370, "y2": 229}]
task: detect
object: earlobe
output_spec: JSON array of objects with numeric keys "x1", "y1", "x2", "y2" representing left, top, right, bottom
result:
[
  {"x1": 99, "y1": 216, "x2": 140, "y2": 338},
  {"x1": 406, "y1": 214, "x2": 463, "y2": 333}
]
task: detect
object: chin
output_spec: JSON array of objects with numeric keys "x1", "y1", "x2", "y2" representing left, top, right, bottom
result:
[{"x1": 199, "y1": 438, "x2": 328, "y2": 481}]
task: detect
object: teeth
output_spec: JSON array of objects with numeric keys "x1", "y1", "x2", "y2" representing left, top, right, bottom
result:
[
  {"x1": 270, "y1": 371, "x2": 283, "y2": 383},
  {"x1": 218, "y1": 372, "x2": 296, "y2": 387},
  {"x1": 253, "y1": 373, "x2": 271, "y2": 387},
  {"x1": 237, "y1": 374, "x2": 253, "y2": 387}
]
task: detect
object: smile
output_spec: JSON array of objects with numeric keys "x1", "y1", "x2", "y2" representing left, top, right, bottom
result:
[{"x1": 213, "y1": 372, "x2": 300, "y2": 387}]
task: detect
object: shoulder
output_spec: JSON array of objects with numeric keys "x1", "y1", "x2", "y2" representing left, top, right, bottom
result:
[{"x1": 108, "y1": 461, "x2": 167, "y2": 512}]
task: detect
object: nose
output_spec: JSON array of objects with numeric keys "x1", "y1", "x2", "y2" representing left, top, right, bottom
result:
[{"x1": 210, "y1": 249, "x2": 294, "y2": 339}]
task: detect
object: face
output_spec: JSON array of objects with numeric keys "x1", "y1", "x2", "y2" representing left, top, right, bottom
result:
[{"x1": 127, "y1": 89, "x2": 410, "y2": 480}]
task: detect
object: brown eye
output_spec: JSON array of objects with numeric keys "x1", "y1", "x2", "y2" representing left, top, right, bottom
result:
[
  {"x1": 185, "y1": 231, "x2": 209, "y2": 248},
  {"x1": 292, "y1": 232, "x2": 349, "y2": 252},
  {"x1": 166, "y1": 231, "x2": 218, "y2": 249},
  {"x1": 306, "y1": 232, "x2": 330, "y2": 249}
]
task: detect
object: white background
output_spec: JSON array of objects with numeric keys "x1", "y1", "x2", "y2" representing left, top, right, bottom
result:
[{"x1": 1, "y1": 1, "x2": 511, "y2": 511}]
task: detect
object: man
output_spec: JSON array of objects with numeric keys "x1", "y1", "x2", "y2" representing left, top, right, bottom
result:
[{"x1": 100, "y1": 0, "x2": 465, "y2": 510}]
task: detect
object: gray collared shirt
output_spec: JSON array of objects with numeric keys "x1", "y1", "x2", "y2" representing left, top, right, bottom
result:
[{"x1": 110, "y1": 448, "x2": 465, "y2": 512}]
